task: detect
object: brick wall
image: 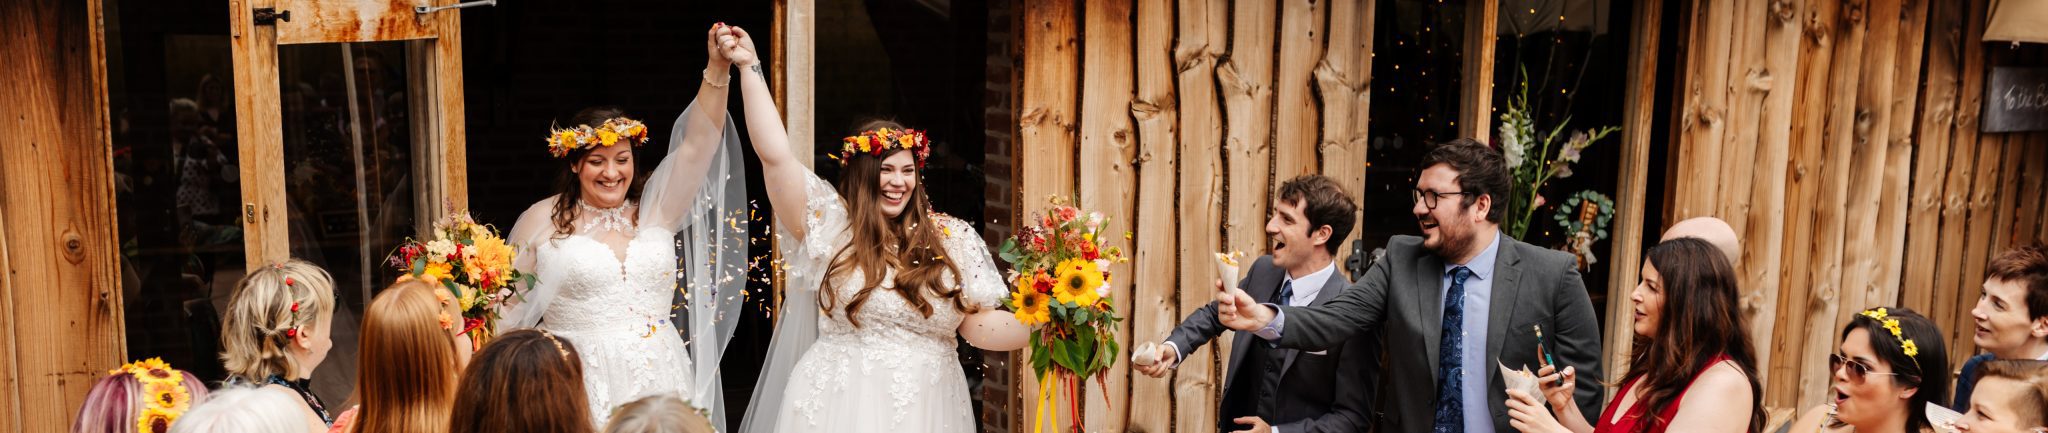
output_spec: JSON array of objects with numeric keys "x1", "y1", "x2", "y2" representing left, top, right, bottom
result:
[{"x1": 978, "y1": 0, "x2": 1016, "y2": 431}]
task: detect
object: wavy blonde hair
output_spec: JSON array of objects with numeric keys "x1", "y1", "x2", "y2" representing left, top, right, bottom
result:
[
  {"x1": 602, "y1": 395, "x2": 714, "y2": 433},
  {"x1": 345, "y1": 279, "x2": 462, "y2": 433},
  {"x1": 220, "y1": 259, "x2": 335, "y2": 381}
]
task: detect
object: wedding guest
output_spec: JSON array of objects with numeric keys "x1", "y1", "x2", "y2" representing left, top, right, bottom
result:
[
  {"x1": 1505, "y1": 237, "x2": 1763, "y2": 433},
  {"x1": 1135, "y1": 174, "x2": 1375, "y2": 433},
  {"x1": 169, "y1": 386, "x2": 311, "y2": 433},
  {"x1": 448, "y1": 329, "x2": 593, "y2": 433},
  {"x1": 603, "y1": 395, "x2": 716, "y2": 433},
  {"x1": 219, "y1": 259, "x2": 337, "y2": 432},
  {"x1": 327, "y1": 277, "x2": 469, "y2": 433},
  {"x1": 1786, "y1": 307, "x2": 1951, "y2": 433},
  {"x1": 73, "y1": 359, "x2": 211, "y2": 433},
  {"x1": 1214, "y1": 139, "x2": 1605, "y2": 432},
  {"x1": 1956, "y1": 243, "x2": 2048, "y2": 411},
  {"x1": 1954, "y1": 359, "x2": 2048, "y2": 432},
  {"x1": 1660, "y1": 216, "x2": 1740, "y2": 264}
]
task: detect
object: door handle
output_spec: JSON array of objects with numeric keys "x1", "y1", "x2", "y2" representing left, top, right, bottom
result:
[{"x1": 416, "y1": 0, "x2": 496, "y2": 14}]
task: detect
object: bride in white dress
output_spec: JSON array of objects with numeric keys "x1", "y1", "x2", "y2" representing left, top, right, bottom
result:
[
  {"x1": 501, "y1": 25, "x2": 750, "y2": 429},
  {"x1": 712, "y1": 26, "x2": 1029, "y2": 433}
]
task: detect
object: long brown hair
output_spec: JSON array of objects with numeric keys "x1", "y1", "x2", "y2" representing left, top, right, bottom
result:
[
  {"x1": 549, "y1": 106, "x2": 647, "y2": 237},
  {"x1": 1623, "y1": 237, "x2": 1764, "y2": 433},
  {"x1": 448, "y1": 329, "x2": 592, "y2": 433},
  {"x1": 821, "y1": 120, "x2": 969, "y2": 328},
  {"x1": 347, "y1": 280, "x2": 460, "y2": 433}
]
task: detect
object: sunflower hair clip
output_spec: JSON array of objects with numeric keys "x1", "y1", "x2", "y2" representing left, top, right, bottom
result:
[
  {"x1": 832, "y1": 127, "x2": 931, "y2": 168},
  {"x1": 111, "y1": 358, "x2": 194, "y2": 433},
  {"x1": 1858, "y1": 307, "x2": 1921, "y2": 366},
  {"x1": 545, "y1": 116, "x2": 651, "y2": 158}
]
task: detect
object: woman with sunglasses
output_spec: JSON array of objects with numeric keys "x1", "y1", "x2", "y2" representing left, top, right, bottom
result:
[
  {"x1": 1954, "y1": 359, "x2": 2048, "y2": 433},
  {"x1": 1787, "y1": 307, "x2": 1951, "y2": 433},
  {"x1": 1504, "y1": 237, "x2": 1764, "y2": 433}
]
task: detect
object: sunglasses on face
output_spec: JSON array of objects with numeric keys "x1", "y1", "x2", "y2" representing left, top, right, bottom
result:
[{"x1": 1830, "y1": 354, "x2": 1919, "y2": 383}]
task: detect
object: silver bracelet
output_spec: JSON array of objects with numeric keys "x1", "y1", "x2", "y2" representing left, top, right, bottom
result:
[{"x1": 703, "y1": 68, "x2": 731, "y2": 88}]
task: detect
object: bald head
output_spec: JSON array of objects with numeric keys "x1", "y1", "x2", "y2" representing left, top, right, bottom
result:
[{"x1": 1661, "y1": 217, "x2": 1741, "y2": 264}]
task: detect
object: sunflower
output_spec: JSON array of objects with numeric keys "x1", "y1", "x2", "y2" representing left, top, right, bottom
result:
[
  {"x1": 1052, "y1": 259, "x2": 1104, "y2": 306},
  {"x1": 131, "y1": 358, "x2": 180, "y2": 385},
  {"x1": 136, "y1": 407, "x2": 177, "y2": 433},
  {"x1": 1012, "y1": 290, "x2": 1051, "y2": 326},
  {"x1": 598, "y1": 129, "x2": 621, "y2": 146},
  {"x1": 144, "y1": 381, "x2": 192, "y2": 410},
  {"x1": 424, "y1": 261, "x2": 455, "y2": 282}
]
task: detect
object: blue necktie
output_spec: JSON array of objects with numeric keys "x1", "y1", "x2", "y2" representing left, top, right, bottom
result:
[
  {"x1": 1267, "y1": 280, "x2": 1294, "y2": 348},
  {"x1": 1433, "y1": 266, "x2": 1473, "y2": 433}
]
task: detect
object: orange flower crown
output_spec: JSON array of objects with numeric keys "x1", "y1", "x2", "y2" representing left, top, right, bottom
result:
[
  {"x1": 110, "y1": 358, "x2": 194, "y2": 433},
  {"x1": 545, "y1": 117, "x2": 650, "y2": 158},
  {"x1": 833, "y1": 127, "x2": 931, "y2": 168}
]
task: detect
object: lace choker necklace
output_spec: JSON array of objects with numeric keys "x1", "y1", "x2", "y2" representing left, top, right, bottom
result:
[{"x1": 578, "y1": 200, "x2": 636, "y2": 235}]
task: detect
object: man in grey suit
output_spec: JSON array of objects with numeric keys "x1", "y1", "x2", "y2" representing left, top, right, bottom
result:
[
  {"x1": 1134, "y1": 175, "x2": 1375, "y2": 433},
  {"x1": 1214, "y1": 139, "x2": 1604, "y2": 433}
]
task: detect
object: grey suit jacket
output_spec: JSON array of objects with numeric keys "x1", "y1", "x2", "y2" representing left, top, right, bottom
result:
[
  {"x1": 1165, "y1": 255, "x2": 1374, "y2": 433},
  {"x1": 1274, "y1": 235, "x2": 1604, "y2": 432}
]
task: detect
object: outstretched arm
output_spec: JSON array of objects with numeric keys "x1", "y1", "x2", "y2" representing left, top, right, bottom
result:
[
  {"x1": 638, "y1": 24, "x2": 738, "y2": 232},
  {"x1": 719, "y1": 25, "x2": 816, "y2": 242}
]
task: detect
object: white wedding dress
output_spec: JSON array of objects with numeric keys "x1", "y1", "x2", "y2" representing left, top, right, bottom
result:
[
  {"x1": 742, "y1": 172, "x2": 1007, "y2": 433},
  {"x1": 502, "y1": 103, "x2": 747, "y2": 429}
]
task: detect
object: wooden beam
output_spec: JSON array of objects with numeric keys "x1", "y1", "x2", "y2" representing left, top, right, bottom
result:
[
  {"x1": 1674, "y1": 0, "x2": 1737, "y2": 219},
  {"x1": 1315, "y1": 0, "x2": 1373, "y2": 269},
  {"x1": 1458, "y1": 0, "x2": 1498, "y2": 143},
  {"x1": 2016, "y1": 137, "x2": 2048, "y2": 245},
  {"x1": 1078, "y1": 0, "x2": 1137, "y2": 429},
  {"x1": 1017, "y1": 0, "x2": 1079, "y2": 428},
  {"x1": 1955, "y1": 130, "x2": 2010, "y2": 365},
  {"x1": 273, "y1": 0, "x2": 439, "y2": 45},
  {"x1": 1174, "y1": 0, "x2": 1227, "y2": 430},
  {"x1": 428, "y1": 3, "x2": 468, "y2": 209},
  {"x1": 1127, "y1": 0, "x2": 1180, "y2": 430},
  {"x1": 1737, "y1": 0, "x2": 1804, "y2": 393},
  {"x1": 1219, "y1": 0, "x2": 1275, "y2": 291},
  {"x1": 230, "y1": 0, "x2": 292, "y2": 268},
  {"x1": 1767, "y1": 0, "x2": 1841, "y2": 409},
  {"x1": 1875, "y1": 0, "x2": 1930, "y2": 305},
  {"x1": 1901, "y1": 0, "x2": 1966, "y2": 313},
  {"x1": 1271, "y1": 0, "x2": 1324, "y2": 182},
  {"x1": 1797, "y1": 0, "x2": 1871, "y2": 409},
  {"x1": 781, "y1": 0, "x2": 815, "y2": 169},
  {"x1": 1834, "y1": 1, "x2": 1903, "y2": 394},
  {"x1": 0, "y1": 0, "x2": 125, "y2": 428},
  {"x1": 1603, "y1": 0, "x2": 1665, "y2": 389},
  {"x1": 1713, "y1": 0, "x2": 1763, "y2": 241},
  {"x1": 1932, "y1": 0, "x2": 1993, "y2": 368}
]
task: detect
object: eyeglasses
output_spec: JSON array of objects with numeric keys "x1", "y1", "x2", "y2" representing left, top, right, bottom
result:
[
  {"x1": 1411, "y1": 189, "x2": 1475, "y2": 210},
  {"x1": 1831, "y1": 354, "x2": 1918, "y2": 383}
]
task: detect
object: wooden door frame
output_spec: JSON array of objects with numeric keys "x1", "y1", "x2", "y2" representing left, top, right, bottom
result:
[{"x1": 228, "y1": 0, "x2": 470, "y2": 269}]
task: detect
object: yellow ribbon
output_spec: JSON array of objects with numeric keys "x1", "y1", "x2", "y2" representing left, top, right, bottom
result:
[{"x1": 1034, "y1": 372, "x2": 1057, "y2": 433}]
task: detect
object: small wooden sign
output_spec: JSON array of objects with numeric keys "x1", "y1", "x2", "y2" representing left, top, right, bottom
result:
[{"x1": 1984, "y1": 67, "x2": 2048, "y2": 133}]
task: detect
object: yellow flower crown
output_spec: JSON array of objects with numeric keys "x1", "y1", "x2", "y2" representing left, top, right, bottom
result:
[
  {"x1": 1858, "y1": 307, "x2": 1922, "y2": 366},
  {"x1": 546, "y1": 117, "x2": 650, "y2": 158},
  {"x1": 833, "y1": 127, "x2": 931, "y2": 167},
  {"x1": 109, "y1": 358, "x2": 194, "y2": 433}
]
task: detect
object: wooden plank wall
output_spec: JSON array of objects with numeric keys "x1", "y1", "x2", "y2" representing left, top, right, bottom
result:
[
  {"x1": 1663, "y1": 0, "x2": 2048, "y2": 422},
  {"x1": 1015, "y1": 0, "x2": 1373, "y2": 430},
  {"x1": 0, "y1": 0, "x2": 128, "y2": 430}
]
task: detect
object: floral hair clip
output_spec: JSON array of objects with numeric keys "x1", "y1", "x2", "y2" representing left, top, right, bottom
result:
[
  {"x1": 545, "y1": 117, "x2": 650, "y2": 158},
  {"x1": 1858, "y1": 307, "x2": 1921, "y2": 367},
  {"x1": 832, "y1": 127, "x2": 931, "y2": 168},
  {"x1": 111, "y1": 358, "x2": 194, "y2": 433},
  {"x1": 282, "y1": 275, "x2": 302, "y2": 339}
]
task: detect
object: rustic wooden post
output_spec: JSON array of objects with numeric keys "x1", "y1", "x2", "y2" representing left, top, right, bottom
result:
[
  {"x1": 1459, "y1": 0, "x2": 1498, "y2": 143},
  {"x1": 1018, "y1": 0, "x2": 1080, "y2": 428},
  {"x1": 0, "y1": 0, "x2": 126, "y2": 428},
  {"x1": 1315, "y1": 0, "x2": 1374, "y2": 270},
  {"x1": 1127, "y1": 0, "x2": 1182, "y2": 429},
  {"x1": 1219, "y1": 0, "x2": 1276, "y2": 285},
  {"x1": 1079, "y1": 0, "x2": 1137, "y2": 429},
  {"x1": 1602, "y1": 0, "x2": 1666, "y2": 394},
  {"x1": 1174, "y1": 0, "x2": 1227, "y2": 430}
]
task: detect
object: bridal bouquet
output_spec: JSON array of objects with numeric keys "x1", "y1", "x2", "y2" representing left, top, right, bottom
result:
[
  {"x1": 387, "y1": 208, "x2": 533, "y2": 350},
  {"x1": 998, "y1": 196, "x2": 1127, "y2": 433}
]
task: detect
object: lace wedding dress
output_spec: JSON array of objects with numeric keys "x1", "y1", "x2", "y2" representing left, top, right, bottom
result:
[
  {"x1": 741, "y1": 172, "x2": 1007, "y2": 433},
  {"x1": 502, "y1": 103, "x2": 747, "y2": 428}
]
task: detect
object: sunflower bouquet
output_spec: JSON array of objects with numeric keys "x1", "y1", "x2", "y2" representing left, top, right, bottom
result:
[
  {"x1": 997, "y1": 196, "x2": 1128, "y2": 433},
  {"x1": 387, "y1": 208, "x2": 533, "y2": 350}
]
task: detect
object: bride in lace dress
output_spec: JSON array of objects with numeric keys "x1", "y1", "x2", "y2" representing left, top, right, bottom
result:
[
  {"x1": 500, "y1": 25, "x2": 750, "y2": 429},
  {"x1": 712, "y1": 26, "x2": 1029, "y2": 433}
]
